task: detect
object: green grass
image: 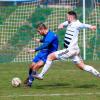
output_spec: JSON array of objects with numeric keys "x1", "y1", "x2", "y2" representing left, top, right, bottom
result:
[{"x1": 0, "y1": 61, "x2": 100, "y2": 100}]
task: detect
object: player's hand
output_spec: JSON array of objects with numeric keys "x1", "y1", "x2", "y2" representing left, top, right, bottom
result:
[
  {"x1": 32, "y1": 38, "x2": 40, "y2": 43},
  {"x1": 24, "y1": 48, "x2": 35, "y2": 53},
  {"x1": 35, "y1": 39, "x2": 40, "y2": 43},
  {"x1": 27, "y1": 49, "x2": 35, "y2": 53},
  {"x1": 90, "y1": 25, "x2": 96, "y2": 30},
  {"x1": 58, "y1": 24, "x2": 64, "y2": 29}
]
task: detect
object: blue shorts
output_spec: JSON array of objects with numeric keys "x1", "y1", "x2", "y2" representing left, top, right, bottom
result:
[{"x1": 32, "y1": 51, "x2": 49, "y2": 63}]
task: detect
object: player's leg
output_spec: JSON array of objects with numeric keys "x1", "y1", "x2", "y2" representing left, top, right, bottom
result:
[
  {"x1": 24, "y1": 53, "x2": 40, "y2": 86},
  {"x1": 72, "y1": 55, "x2": 100, "y2": 77},
  {"x1": 33, "y1": 52, "x2": 57, "y2": 80},
  {"x1": 27, "y1": 61, "x2": 44, "y2": 86},
  {"x1": 24, "y1": 62, "x2": 36, "y2": 84},
  {"x1": 32, "y1": 60, "x2": 44, "y2": 71},
  {"x1": 31, "y1": 60, "x2": 45, "y2": 77},
  {"x1": 29, "y1": 62, "x2": 36, "y2": 76},
  {"x1": 33, "y1": 49, "x2": 72, "y2": 80},
  {"x1": 28, "y1": 54, "x2": 40, "y2": 78},
  {"x1": 76, "y1": 61, "x2": 100, "y2": 77}
]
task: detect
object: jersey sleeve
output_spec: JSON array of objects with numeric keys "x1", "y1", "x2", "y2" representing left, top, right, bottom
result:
[
  {"x1": 62, "y1": 21, "x2": 69, "y2": 27},
  {"x1": 35, "y1": 42, "x2": 49, "y2": 51},
  {"x1": 35, "y1": 32, "x2": 55, "y2": 51},
  {"x1": 44, "y1": 33, "x2": 55, "y2": 43},
  {"x1": 78, "y1": 22, "x2": 91, "y2": 29}
]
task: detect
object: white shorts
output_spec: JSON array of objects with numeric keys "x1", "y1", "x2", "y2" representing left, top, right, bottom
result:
[{"x1": 54, "y1": 48, "x2": 82, "y2": 64}]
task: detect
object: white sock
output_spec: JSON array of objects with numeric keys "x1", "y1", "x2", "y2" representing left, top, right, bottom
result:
[
  {"x1": 83, "y1": 65, "x2": 100, "y2": 77},
  {"x1": 39, "y1": 60, "x2": 52, "y2": 78}
]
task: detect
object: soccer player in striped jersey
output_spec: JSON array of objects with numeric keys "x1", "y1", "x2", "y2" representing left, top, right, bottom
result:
[
  {"x1": 33, "y1": 11, "x2": 100, "y2": 80},
  {"x1": 24, "y1": 23, "x2": 58, "y2": 87}
]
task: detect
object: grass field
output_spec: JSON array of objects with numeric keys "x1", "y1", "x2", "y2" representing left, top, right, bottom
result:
[{"x1": 0, "y1": 61, "x2": 100, "y2": 100}]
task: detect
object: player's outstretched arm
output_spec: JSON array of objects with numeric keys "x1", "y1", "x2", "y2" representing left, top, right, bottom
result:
[
  {"x1": 58, "y1": 23, "x2": 64, "y2": 29},
  {"x1": 32, "y1": 38, "x2": 41, "y2": 43},
  {"x1": 89, "y1": 25, "x2": 96, "y2": 30},
  {"x1": 79, "y1": 23, "x2": 97, "y2": 30},
  {"x1": 58, "y1": 21, "x2": 68, "y2": 29},
  {"x1": 24, "y1": 48, "x2": 35, "y2": 53}
]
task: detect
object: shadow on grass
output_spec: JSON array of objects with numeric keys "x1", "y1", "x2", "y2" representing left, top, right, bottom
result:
[
  {"x1": 74, "y1": 84, "x2": 97, "y2": 88},
  {"x1": 34, "y1": 82, "x2": 71, "y2": 89},
  {"x1": 34, "y1": 82, "x2": 97, "y2": 89}
]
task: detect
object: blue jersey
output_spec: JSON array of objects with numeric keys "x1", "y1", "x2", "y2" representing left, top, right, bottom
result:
[
  {"x1": 33, "y1": 30, "x2": 58, "y2": 63},
  {"x1": 35, "y1": 30, "x2": 59, "y2": 53}
]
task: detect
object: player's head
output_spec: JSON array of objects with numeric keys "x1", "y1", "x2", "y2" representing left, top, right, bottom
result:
[
  {"x1": 36, "y1": 22, "x2": 48, "y2": 35},
  {"x1": 67, "y1": 11, "x2": 77, "y2": 22}
]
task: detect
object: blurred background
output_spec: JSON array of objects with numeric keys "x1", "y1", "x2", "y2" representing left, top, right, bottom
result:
[{"x1": 0, "y1": 0, "x2": 99, "y2": 63}]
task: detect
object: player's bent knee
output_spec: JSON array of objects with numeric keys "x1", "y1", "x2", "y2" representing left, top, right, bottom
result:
[
  {"x1": 29, "y1": 63, "x2": 35, "y2": 69},
  {"x1": 33, "y1": 63, "x2": 43, "y2": 71},
  {"x1": 48, "y1": 53, "x2": 56, "y2": 60},
  {"x1": 36, "y1": 63, "x2": 42, "y2": 67}
]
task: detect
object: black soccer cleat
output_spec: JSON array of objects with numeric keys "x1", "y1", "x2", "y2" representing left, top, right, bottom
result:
[{"x1": 23, "y1": 77, "x2": 29, "y2": 84}]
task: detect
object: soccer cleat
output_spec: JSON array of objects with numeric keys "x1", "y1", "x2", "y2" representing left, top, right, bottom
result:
[
  {"x1": 24, "y1": 82, "x2": 32, "y2": 88},
  {"x1": 25, "y1": 79, "x2": 33, "y2": 87},
  {"x1": 33, "y1": 74, "x2": 43, "y2": 80},
  {"x1": 26, "y1": 82, "x2": 32, "y2": 87},
  {"x1": 97, "y1": 74, "x2": 100, "y2": 78},
  {"x1": 23, "y1": 77, "x2": 29, "y2": 84}
]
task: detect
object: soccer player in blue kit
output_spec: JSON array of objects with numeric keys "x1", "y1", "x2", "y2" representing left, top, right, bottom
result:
[{"x1": 24, "y1": 23, "x2": 58, "y2": 87}]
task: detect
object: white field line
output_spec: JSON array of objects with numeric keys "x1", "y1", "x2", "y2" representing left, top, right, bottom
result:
[{"x1": 0, "y1": 92, "x2": 100, "y2": 98}]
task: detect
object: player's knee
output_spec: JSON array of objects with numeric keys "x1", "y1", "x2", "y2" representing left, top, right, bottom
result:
[
  {"x1": 32, "y1": 64, "x2": 42, "y2": 71},
  {"x1": 48, "y1": 53, "x2": 56, "y2": 60},
  {"x1": 29, "y1": 63, "x2": 35, "y2": 69},
  {"x1": 48, "y1": 54, "x2": 53, "y2": 60},
  {"x1": 75, "y1": 62, "x2": 85, "y2": 70},
  {"x1": 36, "y1": 63, "x2": 41, "y2": 67}
]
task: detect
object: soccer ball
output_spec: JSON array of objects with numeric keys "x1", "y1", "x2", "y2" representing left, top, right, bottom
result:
[{"x1": 11, "y1": 77, "x2": 21, "y2": 87}]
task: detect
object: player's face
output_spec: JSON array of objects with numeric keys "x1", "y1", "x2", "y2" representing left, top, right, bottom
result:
[
  {"x1": 67, "y1": 14, "x2": 75, "y2": 22},
  {"x1": 37, "y1": 28, "x2": 45, "y2": 35}
]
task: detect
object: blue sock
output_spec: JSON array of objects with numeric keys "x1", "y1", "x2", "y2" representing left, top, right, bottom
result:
[
  {"x1": 32, "y1": 70, "x2": 37, "y2": 75},
  {"x1": 29, "y1": 68, "x2": 32, "y2": 76},
  {"x1": 28, "y1": 71, "x2": 36, "y2": 86}
]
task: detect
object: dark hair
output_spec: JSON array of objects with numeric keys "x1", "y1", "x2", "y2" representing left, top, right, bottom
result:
[
  {"x1": 68, "y1": 11, "x2": 77, "y2": 19},
  {"x1": 36, "y1": 22, "x2": 47, "y2": 29}
]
